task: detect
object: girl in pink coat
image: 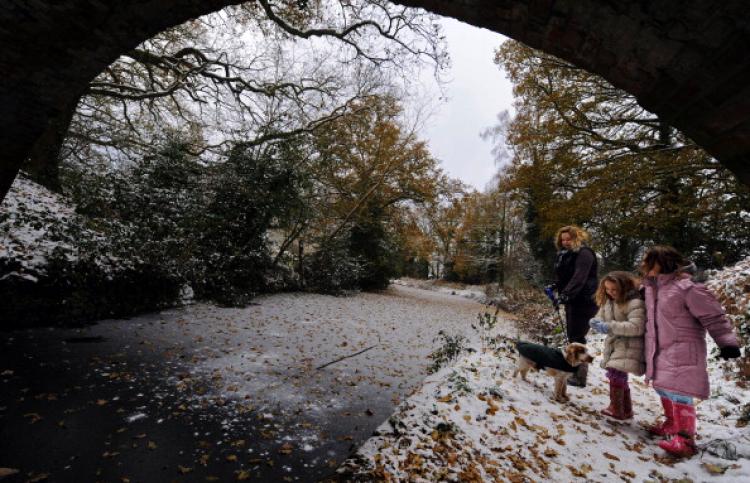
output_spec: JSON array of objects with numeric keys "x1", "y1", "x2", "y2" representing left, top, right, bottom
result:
[{"x1": 641, "y1": 246, "x2": 741, "y2": 457}]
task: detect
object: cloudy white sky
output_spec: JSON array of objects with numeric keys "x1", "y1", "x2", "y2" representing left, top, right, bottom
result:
[{"x1": 417, "y1": 18, "x2": 515, "y2": 192}]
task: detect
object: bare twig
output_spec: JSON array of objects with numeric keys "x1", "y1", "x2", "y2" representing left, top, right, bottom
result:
[{"x1": 315, "y1": 344, "x2": 377, "y2": 370}]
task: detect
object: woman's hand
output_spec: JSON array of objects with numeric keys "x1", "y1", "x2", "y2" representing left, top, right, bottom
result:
[{"x1": 544, "y1": 286, "x2": 558, "y2": 306}]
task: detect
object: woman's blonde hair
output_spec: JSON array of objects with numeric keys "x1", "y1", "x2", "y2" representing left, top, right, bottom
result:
[
  {"x1": 594, "y1": 271, "x2": 640, "y2": 306},
  {"x1": 554, "y1": 225, "x2": 590, "y2": 251}
]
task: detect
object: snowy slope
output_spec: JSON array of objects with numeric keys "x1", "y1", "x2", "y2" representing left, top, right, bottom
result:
[
  {"x1": 340, "y1": 339, "x2": 750, "y2": 482},
  {"x1": 0, "y1": 174, "x2": 119, "y2": 280},
  {"x1": 706, "y1": 257, "x2": 750, "y2": 316},
  {"x1": 707, "y1": 258, "x2": 750, "y2": 379},
  {"x1": 343, "y1": 259, "x2": 750, "y2": 482},
  {"x1": 393, "y1": 278, "x2": 488, "y2": 302}
]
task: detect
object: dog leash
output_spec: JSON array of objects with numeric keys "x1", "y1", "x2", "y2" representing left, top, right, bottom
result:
[
  {"x1": 553, "y1": 305, "x2": 569, "y2": 345},
  {"x1": 548, "y1": 296, "x2": 569, "y2": 346},
  {"x1": 544, "y1": 286, "x2": 568, "y2": 345}
]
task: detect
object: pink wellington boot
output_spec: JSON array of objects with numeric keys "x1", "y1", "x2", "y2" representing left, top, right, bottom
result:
[
  {"x1": 658, "y1": 402, "x2": 697, "y2": 457},
  {"x1": 648, "y1": 397, "x2": 677, "y2": 436}
]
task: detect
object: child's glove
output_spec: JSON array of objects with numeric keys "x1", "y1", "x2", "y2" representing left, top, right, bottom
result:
[
  {"x1": 589, "y1": 319, "x2": 609, "y2": 334},
  {"x1": 719, "y1": 346, "x2": 741, "y2": 359}
]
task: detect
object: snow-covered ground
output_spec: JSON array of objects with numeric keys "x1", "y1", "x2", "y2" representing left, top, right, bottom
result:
[
  {"x1": 339, "y1": 337, "x2": 750, "y2": 482},
  {"x1": 342, "y1": 264, "x2": 750, "y2": 482},
  {"x1": 393, "y1": 278, "x2": 488, "y2": 303},
  {"x1": 0, "y1": 284, "x2": 499, "y2": 481}
]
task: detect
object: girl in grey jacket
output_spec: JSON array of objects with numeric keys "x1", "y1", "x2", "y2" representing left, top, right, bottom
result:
[{"x1": 589, "y1": 271, "x2": 646, "y2": 420}]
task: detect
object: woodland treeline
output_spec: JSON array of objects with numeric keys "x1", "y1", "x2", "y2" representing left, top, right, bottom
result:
[
  {"x1": 3, "y1": 1, "x2": 749, "y2": 325},
  {"x1": 482, "y1": 41, "x2": 750, "y2": 280},
  {"x1": 6, "y1": 1, "x2": 459, "y2": 322}
]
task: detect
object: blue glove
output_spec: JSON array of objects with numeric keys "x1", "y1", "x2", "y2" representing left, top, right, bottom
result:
[
  {"x1": 544, "y1": 286, "x2": 558, "y2": 306},
  {"x1": 589, "y1": 319, "x2": 609, "y2": 334}
]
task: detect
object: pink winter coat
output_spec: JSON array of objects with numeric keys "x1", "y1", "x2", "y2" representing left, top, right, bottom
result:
[{"x1": 642, "y1": 273, "x2": 739, "y2": 399}]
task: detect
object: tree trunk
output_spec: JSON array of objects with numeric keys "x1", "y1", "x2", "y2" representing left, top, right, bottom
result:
[
  {"x1": 498, "y1": 196, "x2": 507, "y2": 286},
  {"x1": 297, "y1": 239, "x2": 305, "y2": 288},
  {"x1": 22, "y1": 97, "x2": 79, "y2": 192}
]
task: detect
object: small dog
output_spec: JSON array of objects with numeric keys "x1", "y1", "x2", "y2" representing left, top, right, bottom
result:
[{"x1": 513, "y1": 340, "x2": 594, "y2": 402}]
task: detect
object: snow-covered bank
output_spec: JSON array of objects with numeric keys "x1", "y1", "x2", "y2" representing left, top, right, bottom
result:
[
  {"x1": 707, "y1": 257, "x2": 750, "y2": 378},
  {"x1": 0, "y1": 174, "x2": 110, "y2": 276},
  {"x1": 393, "y1": 278, "x2": 488, "y2": 302},
  {"x1": 344, "y1": 262, "x2": 750, "y2": 482},
  {"x1": 340, "y1": 335, "x2": 750, "y2": 482},
  {"x1": 0, "y1": 174, "x2": 181, "y2": 327}
]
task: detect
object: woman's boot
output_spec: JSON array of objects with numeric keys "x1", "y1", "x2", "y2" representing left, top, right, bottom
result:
[{"x1": 567, "y1": 362, "x2": 589, "y2": 387}]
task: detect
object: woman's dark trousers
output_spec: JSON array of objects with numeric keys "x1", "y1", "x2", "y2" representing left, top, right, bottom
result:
[{"x1": 565, "y1": 300, "x2": 597, "y2": 387}]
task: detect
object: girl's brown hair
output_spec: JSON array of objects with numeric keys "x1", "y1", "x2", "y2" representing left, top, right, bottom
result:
[
  {"x1": 594, "y1": 271, "x2": 640, "y2": 306},
  {"x1": 640, "y1": 245, "x2": 687, "y2": 276},
  {"x1": 554, "y1": 225, "x2": 590, "y2": 251}
]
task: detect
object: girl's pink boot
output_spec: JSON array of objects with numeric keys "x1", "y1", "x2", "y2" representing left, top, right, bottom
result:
[
  {"x1": 648, "y1": 397, "x2": 677, "y2": 436},
  {"x1": 658, "y1": 402, "x2": 697, "y2": 457}
]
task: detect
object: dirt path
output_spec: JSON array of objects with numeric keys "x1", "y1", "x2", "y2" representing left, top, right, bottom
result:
[{"x1": 0, "y1": 285, "x2": 505, "y2": 482}]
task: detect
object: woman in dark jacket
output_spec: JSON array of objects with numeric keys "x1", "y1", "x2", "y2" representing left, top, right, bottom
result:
[{"x1": 553, "y1": 225, "x2": 599, "y2": 386}]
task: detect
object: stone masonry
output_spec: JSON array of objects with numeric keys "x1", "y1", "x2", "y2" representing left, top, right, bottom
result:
[{"x1": 1, "y1": 0, "x2": 750, "y2": 200}]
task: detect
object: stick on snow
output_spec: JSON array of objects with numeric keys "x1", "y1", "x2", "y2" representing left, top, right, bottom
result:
[{"x1": 316, "y1": 345, "x2": 377, "y2": 370}]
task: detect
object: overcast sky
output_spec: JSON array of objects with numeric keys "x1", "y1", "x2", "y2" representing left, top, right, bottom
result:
[{"x1": 418, "y1": 18, "x2": 515, "y2": 192}]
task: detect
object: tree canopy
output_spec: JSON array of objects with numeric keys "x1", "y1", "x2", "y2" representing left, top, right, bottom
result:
[
  {"x1": 26, "y1": 0, "x2": 448, "y2": 192},
  {"x1": 485, "y1": 40, "x2": 750, "y2": 273}
]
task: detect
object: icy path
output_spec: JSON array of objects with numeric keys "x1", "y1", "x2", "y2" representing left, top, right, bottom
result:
[{"x1": 0, "y1": 285, "x2": 502, "y2": 482}]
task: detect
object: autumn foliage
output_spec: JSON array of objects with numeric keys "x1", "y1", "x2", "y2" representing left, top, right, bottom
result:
[{"x1": 487, "y1": 41, "x2": 750, "y2": 274}]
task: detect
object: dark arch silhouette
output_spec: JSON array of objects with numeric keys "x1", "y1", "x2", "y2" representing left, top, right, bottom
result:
[{"x1": 2, "y1": 0, "x2": 750, "y2": 201}]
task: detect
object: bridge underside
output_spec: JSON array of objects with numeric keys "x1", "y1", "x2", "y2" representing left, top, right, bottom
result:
[{"x1": 2, "y1": 0, "x2": 750, "y2": 199}]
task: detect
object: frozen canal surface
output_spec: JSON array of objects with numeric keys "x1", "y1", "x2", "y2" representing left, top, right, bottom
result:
[{"x1": 0, "y1": 285, "x2": 504, "y2": 482}]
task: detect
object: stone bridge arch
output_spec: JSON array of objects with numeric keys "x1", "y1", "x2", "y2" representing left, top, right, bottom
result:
[{"x1": 2, "y1": 0, "x2": 750, "y2": 200}]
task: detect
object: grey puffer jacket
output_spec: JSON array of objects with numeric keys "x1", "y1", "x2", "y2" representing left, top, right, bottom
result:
[{"x1": 596, "y1": 292, "x2": 646, "y2": 375}]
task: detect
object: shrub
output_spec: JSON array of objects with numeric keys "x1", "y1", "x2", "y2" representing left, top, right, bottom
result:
[
  {"x1": 303, "y1": 234, "x2": 364, "y2": 295},
  {"x1": 428, "y1": 330, "x2": 468, "y2": 373}
]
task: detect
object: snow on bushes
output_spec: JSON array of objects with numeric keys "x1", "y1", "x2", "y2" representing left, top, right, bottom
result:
[
  {"x1": 0, "y1": 174, "x2": 114, "y2": 277},
  {"x1": 0, "y1": 174, "x2": 181, "y2": 327},
  {"x1": 707, "y1": 257, "x2": 750, "y2": 378}
]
